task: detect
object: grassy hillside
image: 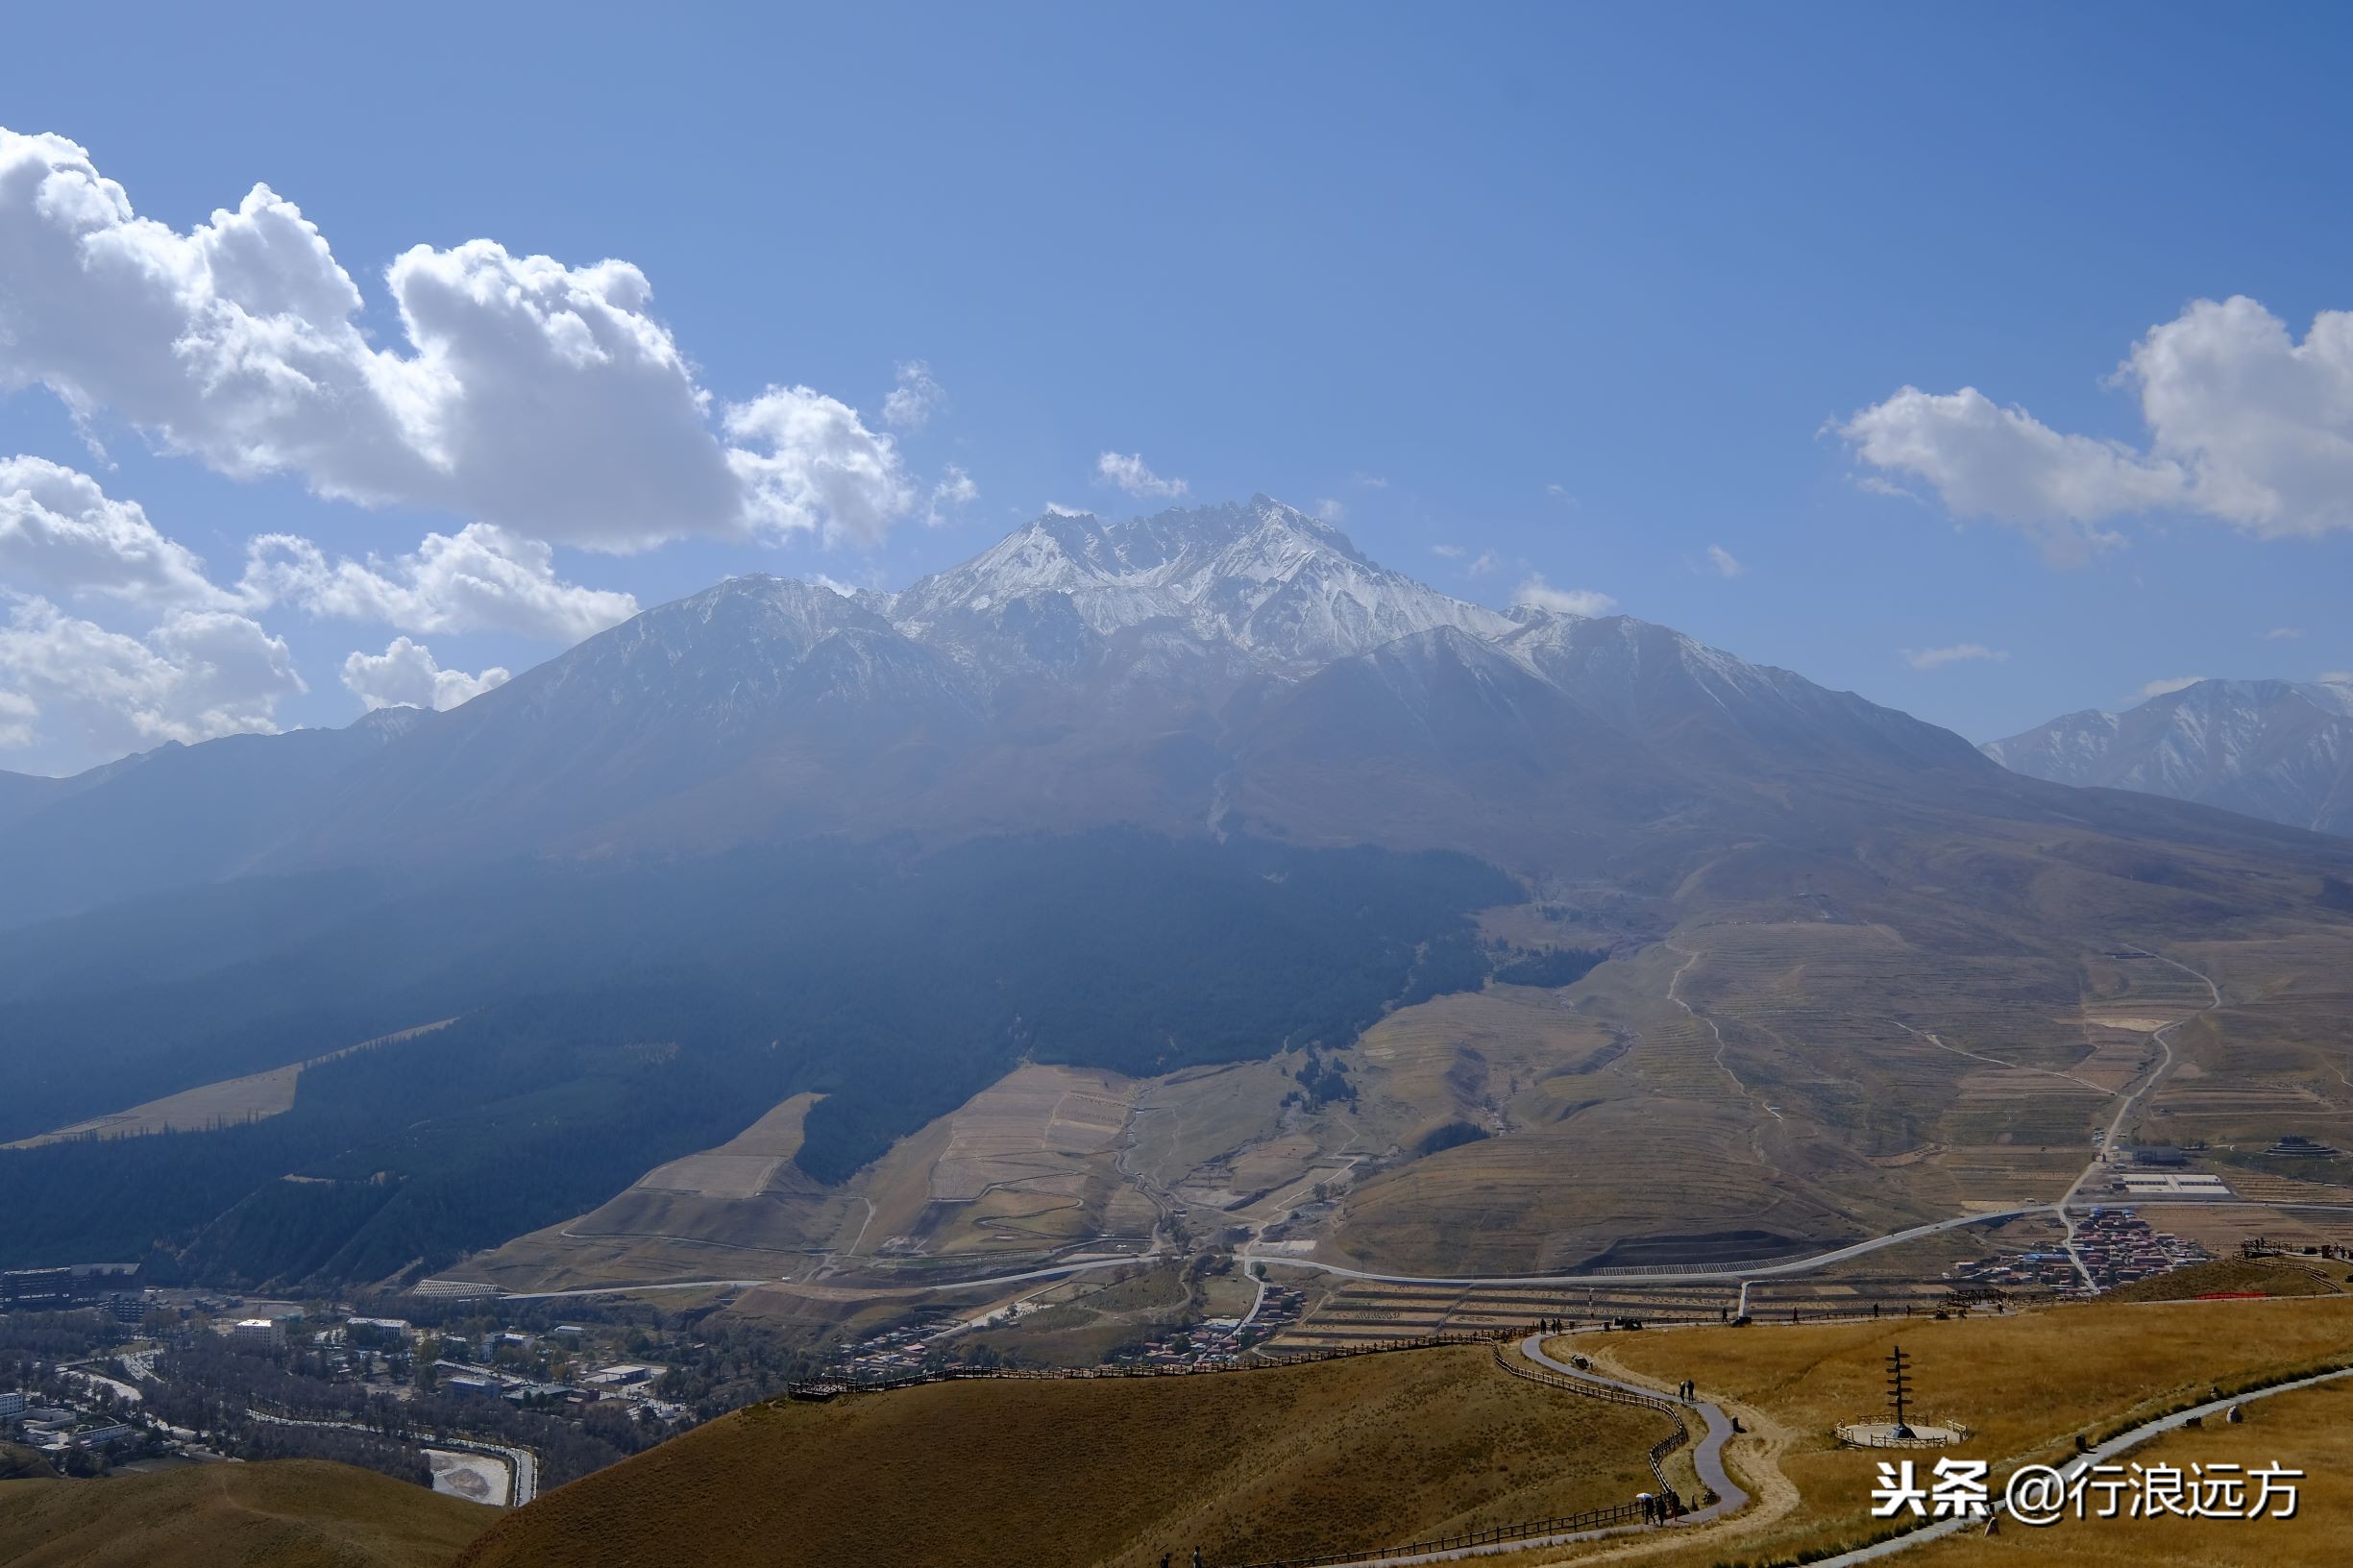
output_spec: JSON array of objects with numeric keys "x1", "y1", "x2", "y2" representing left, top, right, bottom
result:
[
  {"x1": 0, "y1": 1458, "x2": 497, "y2": 1568},
  {"x1": 454, "y1": 1344, "x2": 1671, "y2": 1568},
  {"x1": 1906, "y1": 1375, "x2": 2353, "y2": 1568},
  {"x1": 1565, "y1": 1292, "x2": 2353, "y2": 1567}
]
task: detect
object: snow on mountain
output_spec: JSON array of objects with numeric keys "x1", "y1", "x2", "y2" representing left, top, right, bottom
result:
[
  {"x1": 1986, "y1": 678, "x2": 2353, "y2": 838},
  {"x1": 891, "y1": 496, "x2": 1515, "y2": 683}
]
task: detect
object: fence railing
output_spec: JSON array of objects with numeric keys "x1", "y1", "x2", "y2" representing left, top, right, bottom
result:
[
  {"x1": 1224, "y1": 1500, "x2": 1652, "y2": 1568},
  {"x1": 1485, "y1": 1341, "x2": 1712, "y2": 1500},
  {"x1": 793, "y1": 1333, "x2": 1717, "y2": 1566}
]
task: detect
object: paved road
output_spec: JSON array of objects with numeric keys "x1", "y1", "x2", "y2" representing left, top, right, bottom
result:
[
  {"x1": 1520, "y1": 1334, "x2": 1747, "y2": 1522},
  {"x1": 1240, "y1": 1206, "x2": 2051, "y2": 1288},
  {"x1": 247, "y1": 1408, "x2": 538, "y2": 1507},
  {"x1": 1802, "y1": 1361, "x2": 2353, "y2": 1565},
  {"x1": 496, "y1": 1249, "x2": 1170, "y2": 1302}
]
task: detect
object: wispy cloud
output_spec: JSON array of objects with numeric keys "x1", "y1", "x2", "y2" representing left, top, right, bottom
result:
[
  {"x1": 923, "y1": 465, "x2": 977, "y2": 526},
  {"x1": 1467, "y1": 550, "x2": 1502, "y2": 578},
  {"x1": 1544, "y1": 483, "x2": 1576, "y2": 505},
  {"x1": 1314, "y1": 498, "x2": 1346, "y2": 523},
  {"x1": 2262, "y1": 625, "x2": 2304, "y2": 641},
  {"x1": 1430, "y1": 544, "x2": 1464, "y2": 559},
  {"x1": 1095, "y1": 451, "x2": 1187, "y2": 499},
  {"x1": 2130, "y1": 675, "x2": 2206, "y2": 701},
  {"x1": 1901, "y1": 643, "x2": 2008, "y2": 671},
  {"x1": 882, "y1": 360, "x2": 944, "y2": 430},
  {"x1": 1703, "y1": 544, "x2": 1744, "y2": 578},
  {"x1": 1512, "y1": 575, "x2": 1615, "y2": 617}
]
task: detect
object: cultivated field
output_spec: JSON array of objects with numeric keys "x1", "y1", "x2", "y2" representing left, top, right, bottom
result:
[
  {"x1": 462, "y1": 1090, "x2": 856, "y2": 1292},
  {"x1": 464, "y1": 1066, "x2": 1154, "y2": 1294}
]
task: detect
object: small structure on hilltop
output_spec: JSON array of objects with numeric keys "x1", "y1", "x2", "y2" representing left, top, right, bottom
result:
[{"x1": 1834, "y1": 1342, "x2": 1971, "y2": 1449}]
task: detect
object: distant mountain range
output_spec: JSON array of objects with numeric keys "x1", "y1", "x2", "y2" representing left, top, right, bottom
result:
[
  {"x1": 1986, "y1": 677, "x2": 2353, "y2": 839},
  {"x1": 0, "y1": 497, "x2": 2008, "y2": 926}
]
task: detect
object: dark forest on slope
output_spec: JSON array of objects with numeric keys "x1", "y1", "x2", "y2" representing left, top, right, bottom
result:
[{"x1": 0, "y1": 832, "x2": 1515, "y2": 1284}]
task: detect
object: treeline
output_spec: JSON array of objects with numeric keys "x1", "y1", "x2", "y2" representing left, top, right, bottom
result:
[{"x1": 148, "y1": 1339, "x2": 649, "y2": 1490}]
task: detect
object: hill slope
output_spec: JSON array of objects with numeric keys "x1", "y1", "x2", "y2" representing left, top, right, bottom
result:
[
  {"x1": 454, "y1": 1345, "x2": 1670, "y2": 1568},
  {"x1": 0, "y1": 1458, "x2": 497, "y2": 1568}
]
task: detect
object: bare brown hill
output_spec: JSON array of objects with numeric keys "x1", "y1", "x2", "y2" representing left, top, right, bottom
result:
[
  {"x1": 453, "y1": 1344, "x2": 1672, "y2": 1568},
  {"x1": 0, "y1": 1458, "x2": 497, "y2": 1568}
]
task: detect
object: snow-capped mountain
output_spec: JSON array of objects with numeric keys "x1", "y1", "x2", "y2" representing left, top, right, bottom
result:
[
  {"x1": 0, "y1": 498, "x2": 2027, "y2": 921},
  {"x1": 1985, "y1": 678, "x2": 2353, "y2": 838},
  {"x1": 889, "y1": 497, "x2": 1515, "y2": 687}
]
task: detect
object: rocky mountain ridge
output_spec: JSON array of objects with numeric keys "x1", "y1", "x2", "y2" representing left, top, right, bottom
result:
[{"x1": 1986, "y1": 677, "x2": 2353, "y2": 837}]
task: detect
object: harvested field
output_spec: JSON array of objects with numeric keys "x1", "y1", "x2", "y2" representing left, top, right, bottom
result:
[
  {"x1": 4, "y1": 1020, "x2": 453, "y2": 1148},
  {"x1": 464, "y1": 1091, "x2": 851, "y2": 1291}
]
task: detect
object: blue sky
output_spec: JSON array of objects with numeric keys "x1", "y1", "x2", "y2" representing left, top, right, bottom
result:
[{"x1": 2, "y1": 2, "x2": 2350, "y2": 772}]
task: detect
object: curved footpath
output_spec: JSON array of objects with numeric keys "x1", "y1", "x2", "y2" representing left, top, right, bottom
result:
[
  {"x1": 1802, "y1": 1362, "x2": 2353, "y2": 1566},
  {"x1": 1247, "y1": 1335, "x2": 1747, "y2": 1568},
  {"x1": 1520, "y1": 1335, "x2": 1748, "y2": 1523}
]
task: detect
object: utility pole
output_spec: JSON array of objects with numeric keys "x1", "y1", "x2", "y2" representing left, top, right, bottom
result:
[{"x1": 1886, "y1": 1344, "x2": 1914, "y2": 1439}]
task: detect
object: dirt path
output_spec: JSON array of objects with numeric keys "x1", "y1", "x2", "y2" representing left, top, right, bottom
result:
[{"x1": 2056, "y1": 945, "x2": 2222, "y2": 1288}]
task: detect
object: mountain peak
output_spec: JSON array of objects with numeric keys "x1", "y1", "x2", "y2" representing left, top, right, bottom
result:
[{"x1": 891, "y1": 494, "x2": 1506, "y2": 674}]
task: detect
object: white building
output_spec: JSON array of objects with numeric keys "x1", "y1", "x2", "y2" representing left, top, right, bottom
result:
[
  {"x1": 0, "y1": 1389, "x2": 26, "y2": 1418},
  {"x1": 232, "y1": 1317, "x2": 285, "y2": 1349}
]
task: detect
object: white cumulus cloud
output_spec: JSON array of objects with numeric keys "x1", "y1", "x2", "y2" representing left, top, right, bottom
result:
[
  {"x1": 1512, "y1": 575, "x2": 1615, "y2": 618},
  {"x1": 1095, "y1": 452, "x2": 1187, "y2": 499},
  {"x1": 1843, "y1": 294, "x2": 2353, "y2": 555},
  {"x1": 242, "y1": 523, "x2": 638, "y2": 643},
  {"x1": 0, "y1": 455, "x2": 235, "y2": 609},
  {"x1": 0, "y1": 595, "x2": 304, "y2": 752},
  {"x1": 340, "y1": 635, "x2": 508, "y2": 712},
  {"x1": 1839, "y1": 388, "x2": 2167, "y2": 563},
  {"x1": 0, "y1": 128, "x2": 914, "y2": 551},
  {"x1": 1900, "y1": 643, "x2": 2007, "y2": 670}
]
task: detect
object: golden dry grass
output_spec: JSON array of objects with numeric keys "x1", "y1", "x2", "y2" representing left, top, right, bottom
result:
[
  {"x1": 1902, "y1": 1377, "x2": 2353, "y2": 1567},
  {"x1": 1541, "y1": 1292, "x2": 2353, "y2": 1567},
  {"x1": 454, "y1": 1345, "x2": 1674, "y2": 1568},
  {"x1": 0, "y1": 1458, "x2": 496, "y2": 1568}
]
